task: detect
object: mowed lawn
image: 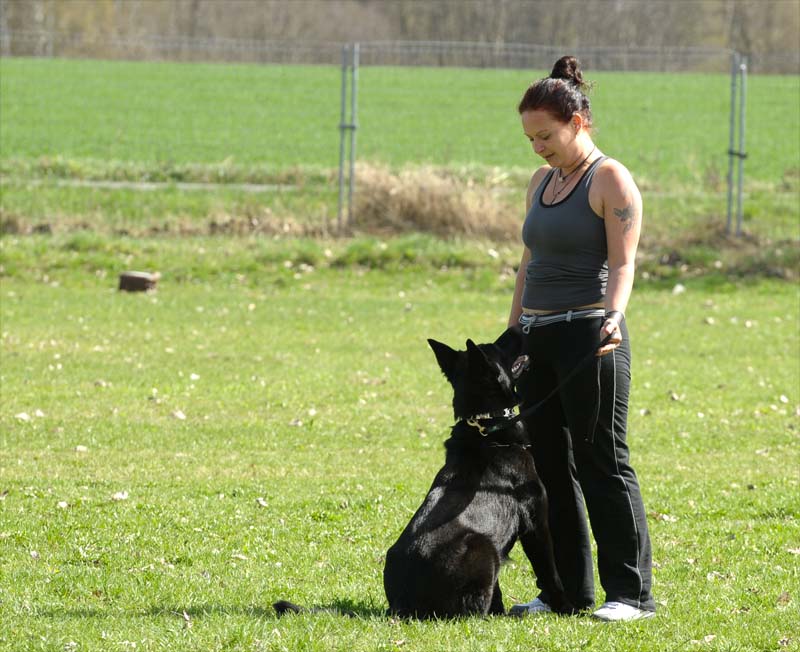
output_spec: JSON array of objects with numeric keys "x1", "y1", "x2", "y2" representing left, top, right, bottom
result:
[
  {"x1": 1, "y1": 58, "x2": 798, "y2": 185},
  {"x1": 2, "y1": 58, "x2": 798, "y2": 244},
  {"x1": 1, "y1": 53, "x2": 798, "y2": 652},
  {"x1": 0, "y1": 239, "x2": 797, "y2": 651}
]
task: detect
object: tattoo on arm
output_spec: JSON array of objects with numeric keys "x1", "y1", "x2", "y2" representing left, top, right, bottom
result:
[{"x1": 613, "y1": 203, "x2": 636, "y2": 235}]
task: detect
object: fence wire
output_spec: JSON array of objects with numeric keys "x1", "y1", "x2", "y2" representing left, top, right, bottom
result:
[{"x1": 3, "y1": 30, "x2": 800, "y2": 73}]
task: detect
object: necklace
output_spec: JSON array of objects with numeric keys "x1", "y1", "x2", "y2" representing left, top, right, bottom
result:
[{"x1": 551, "y1": 145, "x2": 597, "y2": 203}]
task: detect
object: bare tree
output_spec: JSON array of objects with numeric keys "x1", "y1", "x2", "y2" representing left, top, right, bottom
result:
[{"x1": 1, "y1": 0, "x2": 797, "y2": 68}]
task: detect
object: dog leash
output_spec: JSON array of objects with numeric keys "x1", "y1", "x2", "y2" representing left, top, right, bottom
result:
[{"x1": 476, "y1": 331, "x2": 615, "y2": 436}]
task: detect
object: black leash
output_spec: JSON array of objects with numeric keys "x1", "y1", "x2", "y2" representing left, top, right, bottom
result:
[{"x1": 478, "y1": 332, "x2": 615, "y2": 436}]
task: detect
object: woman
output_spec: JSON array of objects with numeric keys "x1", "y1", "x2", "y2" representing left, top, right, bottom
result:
[{"x1": 508, "y1": 56, "x2": 655, "y2": 621}]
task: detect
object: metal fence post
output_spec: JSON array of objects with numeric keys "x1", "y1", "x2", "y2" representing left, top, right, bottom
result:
[
  {"x1": 337, "y1": 43, "x2": 358, "y2": 232},
  {"x1": 347, "y1": 43, "x2": 359, "y2": 228},
  {"x1": 337, "y1": 44, "x2": 349, "y2": 232},
  {"x1": 726, "y1": 51, "x2": 739, "y2": 234},
  {"x1": 736, "y1": 56, "x2": 747, "y2": 236}
]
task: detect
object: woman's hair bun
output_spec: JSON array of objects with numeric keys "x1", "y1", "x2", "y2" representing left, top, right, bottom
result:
[
  {"x1": 518, "y1": 54, "x2": 593, "y2": 124},
  {"x1": 549, "y1": 55, "x2": 584, "y2": 88}
]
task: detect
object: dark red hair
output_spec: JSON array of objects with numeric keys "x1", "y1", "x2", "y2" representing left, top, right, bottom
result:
[{"x1": 518, "y1": 55, "x2": 593, "y2": 128}]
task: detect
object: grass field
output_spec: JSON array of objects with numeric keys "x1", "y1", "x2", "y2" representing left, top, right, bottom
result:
[
  {"x1": 1, "y1": 58, "x2": 799, "y2": 242},
  {"x1": 1, "y1": 236, "x2": 798, "y2": 652},
  {"x1": 1, "y1": 58, "x2": 798, "y2": 183},
  {"x1": 1, "y1": 54, "x2": 799, "y2": 651}
]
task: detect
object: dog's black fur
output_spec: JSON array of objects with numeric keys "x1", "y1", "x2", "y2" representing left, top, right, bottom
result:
[
  {"x1": 382, "y1": 328, "x2": 571, "y2": 618},
  {"x1": 273, "y1": 329, "x2": 570, "y2": 620}
]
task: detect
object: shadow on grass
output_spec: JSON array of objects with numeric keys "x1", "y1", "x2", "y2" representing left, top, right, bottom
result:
[
  {"x1": 270, "y1": 598, "x2": 387, "y2": 619},
  {"x1": 37, "y1": 599, "x2": 386, "y2": 620}
]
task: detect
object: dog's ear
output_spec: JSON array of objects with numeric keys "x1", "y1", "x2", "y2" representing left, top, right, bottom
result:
[
  {"x1": 465, "y1": 339, "x2": 489, "y2": 370},
  {"x1": 428, "y1": 339, "x2": 459, "y2": 384},
  {"x1": 493, "y1": 327, "x2": 523, "y2": 359}
]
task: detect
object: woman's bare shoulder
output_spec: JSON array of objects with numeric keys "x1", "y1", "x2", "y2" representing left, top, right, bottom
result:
[
  {"x1": 528, "y1": 164, "x2": 553, "y2": 188},
  {"x1": 595, "y1": 157, "x2": 637, "y2": 190},
  {"x1": 591, "y1": 157, "x2": 642, "y2": 217},
  {"x1": 526, "y1": 165, "x2": 553, "y2": 205}
]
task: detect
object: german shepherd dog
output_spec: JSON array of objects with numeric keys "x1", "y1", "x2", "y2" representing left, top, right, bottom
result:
[
  {"x1": 274, "y1": 329, "x2": 570, "y2": 619},
  {"x1": 382, "y1": 328, "x2": 571, "y2": 618}
]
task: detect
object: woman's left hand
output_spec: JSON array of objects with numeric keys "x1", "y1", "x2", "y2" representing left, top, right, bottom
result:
[{"x1": 596, "y1": 316, "x2": 622, "y2": 356}]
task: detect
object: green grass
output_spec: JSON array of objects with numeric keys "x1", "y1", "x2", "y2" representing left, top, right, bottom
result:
[
  {"x1": 0, "y1": 59, "x2": 342, "y2": 168},
  {"x1": 1, "y1": 58, "x2": 798, "y2": 243},
  {"x1": 0, "y1": 179, "x2": 338, "y2": 234},
  {"x1": 2, "y1": 59, "x2": 798, "y2": 185},
  {"x1": 0, "y1": 53, "x2": 797, "y2": 651},
  {"x1": 1, "y1": 236, "x2": 798, "y2": 651},
  {"x1": 356, "y1": 66, "x2": 800, "y2": 198}
]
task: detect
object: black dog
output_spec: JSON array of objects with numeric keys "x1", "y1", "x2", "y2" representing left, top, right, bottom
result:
[{"x1": 383, "y1": 328, "x2": 571, "y2": 618}]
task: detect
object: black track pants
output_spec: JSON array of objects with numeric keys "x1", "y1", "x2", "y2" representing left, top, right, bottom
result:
[{"x1": 518, "y1": 317, "x2": 655, "y2": 612}]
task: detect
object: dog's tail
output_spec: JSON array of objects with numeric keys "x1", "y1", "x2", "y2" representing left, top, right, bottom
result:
[
  {"x1": 273, "y1": 600, "x2": 306, "y2": 616},
  {"x1": 273, "y1": 600, "x2": 356, "y2": 618}
]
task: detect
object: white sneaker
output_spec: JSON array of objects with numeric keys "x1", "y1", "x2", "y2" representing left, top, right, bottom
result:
[
  {"x1": 509, "y1": 597, "x2": 552, "y2": 616},
  {"x1": 592, "y1": 601, "x2": 654, "y2": 622}
]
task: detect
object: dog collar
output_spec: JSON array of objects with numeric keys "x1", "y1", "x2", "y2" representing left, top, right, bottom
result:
[
  {"x1": 464, "y1": 407, "x2": 518, "y2": 422},
  {"x1": 459, "y1": 407, "x2": 519, "y2": 436}
]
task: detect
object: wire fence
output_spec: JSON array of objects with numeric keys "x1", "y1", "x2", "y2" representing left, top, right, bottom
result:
[
  {"x1": 3, "y1": 30, "x2": 800, "y2": 73},
  {"x1": 1, "y1": 29, "x2": 344, "y2": 64},
  {"x1": 358, "y1": 41, "x2": 734, "y2": 72}
]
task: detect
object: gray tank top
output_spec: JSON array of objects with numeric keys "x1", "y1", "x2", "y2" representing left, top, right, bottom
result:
[{"x1": 521, "y1": 156, "x2": 608, "y2": 311}]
